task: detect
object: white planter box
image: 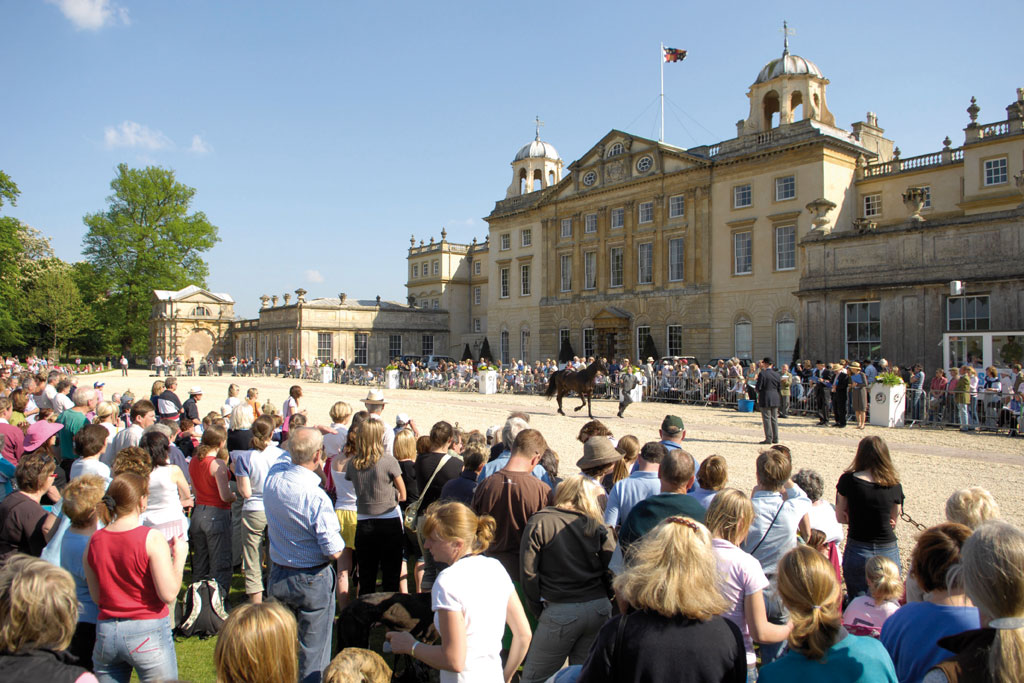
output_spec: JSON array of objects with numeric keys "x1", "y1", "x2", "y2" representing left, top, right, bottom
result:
[
  {"x1": 479, "y1": 370, "x2": 498, "y2": 395},
  {"x1": 386, "y1": 369, "x2": 399, "y2": 390},
  {"x1": 869, "y1": 383, "x2": 905, "y2": 428},
  {"x1": 320, "y1": 367, "x2": 333, "y2": 383}
]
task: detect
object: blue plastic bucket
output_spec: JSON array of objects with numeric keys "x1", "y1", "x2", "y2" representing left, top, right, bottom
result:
[{"x1": 737, "y1": 399, "x2": 755, "y2": 412}]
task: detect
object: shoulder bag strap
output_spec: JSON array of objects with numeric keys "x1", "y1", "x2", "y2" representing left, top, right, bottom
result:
[
  {"x1": 750, "y1": 500, "x2": 786, "y2": 555},
  {"x1": 420, "y1": 453, "x2": 452, "y2": 497}
]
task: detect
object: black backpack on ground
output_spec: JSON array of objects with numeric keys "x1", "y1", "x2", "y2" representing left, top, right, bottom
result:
[{"x1": 175, "y1": 579, "x2": 229, "y2": 639}]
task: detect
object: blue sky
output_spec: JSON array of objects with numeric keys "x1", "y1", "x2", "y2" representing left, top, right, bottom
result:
[{"x1": 3, "y1": 0, "x2": 1019, "y2": 318}]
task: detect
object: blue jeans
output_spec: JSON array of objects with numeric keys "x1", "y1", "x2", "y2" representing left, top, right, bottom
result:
[
  {"x1": 269, "y1": 563, "x2": 336, "y2": 683},
  {"x1": 958, "y1": 403, "x2": 971, "y2": 430},
  {"x1": 93, "y1": 616, "x2": 177, "y2": 683},
  {"x1": 843, "y1": 538, "x2": 900, "y2": 599}
]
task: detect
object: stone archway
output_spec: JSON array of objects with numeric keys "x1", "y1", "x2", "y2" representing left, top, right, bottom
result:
[{"x1": 182, "y1": 328, "x2": 215, "y2": 361}]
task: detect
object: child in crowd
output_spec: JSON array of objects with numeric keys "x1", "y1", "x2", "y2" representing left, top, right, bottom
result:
[
  {"x1": 323, "y1": 648, "x2": 391, "y2": 683},
  {"x1": 759, "y1": 546, "x2": 898, "y2": 682},
  {"x1": 843, "y1": 555, "x2": 903, "y2": 637},
  {"x1": 214, "y1": 601, "x2": 298, "y2": 683},
  {"x1": 691, "y1": 454, "x2": 728, "y2": 508}
]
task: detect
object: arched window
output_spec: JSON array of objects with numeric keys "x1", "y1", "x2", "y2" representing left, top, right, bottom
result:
[
  {"x1": 192, "y1": 306, "x2": 210, "y2": 317},
  {"x1": 519, "y1": 168, "x2": 528, "y2": 195},
  {"x1": 606, "y1": 142, "x2": 624, "y2": 158},
  {"x1": 762, "y1": 91, "x2": 780, "y2": 130},
  {"x1": 790, "y1": 91, "x2": 804, "y2": 122},
  {"x1": 533, "y1": 169, "x2": 543, "y2": 192},
  {"x1": 734, "y1": 318, "x2": 752, "y2": 360},
  {"x1": 548, "y1": 170, "x2": 555, "y2": 186},
  {"x1": 520, "y1": 328, "x2": 530, "y2": 363},
  {"x1": 776, "y1": 316, "x2": 796, "y2": 367}
]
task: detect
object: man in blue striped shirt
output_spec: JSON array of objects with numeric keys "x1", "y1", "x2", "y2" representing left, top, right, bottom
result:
[{"x1": 264, "y1": 427, "x2": 344, "y2": 683}]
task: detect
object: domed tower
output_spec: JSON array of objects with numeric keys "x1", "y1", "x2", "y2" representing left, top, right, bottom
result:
[
  {"x1": 506, "y1": 117, "x2": 563, "y2": 198},
  {"x1": 740, "y1": 27, "x2": 835, "y2": 135}
]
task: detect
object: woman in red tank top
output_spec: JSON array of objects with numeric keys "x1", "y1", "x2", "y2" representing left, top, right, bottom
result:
[
  {"x1": 187, "y1": 426, "x2": 236, "y2": 603},
  {"x1": 84, "y1": 473, "x2": 187, "y2": 682}
]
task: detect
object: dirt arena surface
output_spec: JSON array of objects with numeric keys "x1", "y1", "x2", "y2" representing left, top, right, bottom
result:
[{"x1": 99, "y1": 370, "x2": 1024, "y2": 568}]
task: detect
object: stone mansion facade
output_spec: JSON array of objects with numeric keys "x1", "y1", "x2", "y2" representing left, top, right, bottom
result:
[{"x1": 408, "y1": 48, "x2": 1024, "y2": 371}]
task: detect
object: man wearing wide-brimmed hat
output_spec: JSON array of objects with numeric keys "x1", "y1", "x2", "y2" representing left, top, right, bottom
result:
[{"x1": 362, "y1": 388, "x2": 395, "y2": 455}]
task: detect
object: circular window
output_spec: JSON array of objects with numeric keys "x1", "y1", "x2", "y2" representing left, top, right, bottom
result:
[
  {"x1": 582, "y1": 171, "x2": 597, "y2": 186},
  {"x1": 636, "y1": 156, "x2": 653, "y2": 173}
]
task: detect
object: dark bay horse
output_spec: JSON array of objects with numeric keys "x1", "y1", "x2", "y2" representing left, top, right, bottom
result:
[{"x1": 544, "y1": 359, "x2": 608, "y2": 418}]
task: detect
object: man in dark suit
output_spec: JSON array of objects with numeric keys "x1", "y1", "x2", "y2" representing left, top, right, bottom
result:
[
  {"x1": 813, "y1": 360, "x2": 833, "y2": 425},
  {"x1": 756, "y1": 357, "x2": 781, "y2": 444}
]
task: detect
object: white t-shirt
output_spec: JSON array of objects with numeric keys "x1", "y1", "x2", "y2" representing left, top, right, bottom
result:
[
  {"x1": 234, "y1": 444, "x2": 288, "y2": 512},
  {"x1": 54, "y1": 393, "x2": 74, "y2": 416},
  {"x1": 432, "y1": 554, "x2": 512, "y2": 683},
  {"x1": 807, "y1": 500, "x2": 844, "y2": 544},
  {"x1": 70, "y1": 458, "x2": 112, "y2": 484},
  {"x1": 712, "y1": 537, "x2": 770, "y2": 666},
  {"x1": 322, "y1": 423, "x2": 349, "y2": 459}
]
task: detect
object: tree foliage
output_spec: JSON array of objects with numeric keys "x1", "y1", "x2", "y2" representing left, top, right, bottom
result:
[
  {"x1": 82, "y1": 164, "x2": 220, "y2": 355},
  {"x1": 0, "y1": 171, "x2": 24, "y2": 348},
  {"x1": 25, "y1": 263, "x2": 92, "y2": 357}
]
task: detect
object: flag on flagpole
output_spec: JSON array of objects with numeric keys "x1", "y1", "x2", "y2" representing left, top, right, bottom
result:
[{"x1": 663, "y1": 47, "x2": 687, "y2": 63}]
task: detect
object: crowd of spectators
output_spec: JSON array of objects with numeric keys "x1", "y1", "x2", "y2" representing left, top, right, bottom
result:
[{"x1": 0, "y1": 366, "x2": 1020, "y2": 683}]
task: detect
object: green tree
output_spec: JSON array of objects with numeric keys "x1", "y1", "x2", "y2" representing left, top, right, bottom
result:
[
  {"x1": 0, "y1": 171, "x2": 24, "y2": 348},
  {"x1": 82, "y1": 164, "x2": 220, "y2": 355},
  {"x1": 25, "y1": 263, "x2": 92, "y2": 358}
]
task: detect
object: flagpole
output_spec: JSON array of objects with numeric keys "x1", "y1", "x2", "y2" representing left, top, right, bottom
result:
[{"x1": 659, "y1": 42, "x2": 665, "y2": 142}]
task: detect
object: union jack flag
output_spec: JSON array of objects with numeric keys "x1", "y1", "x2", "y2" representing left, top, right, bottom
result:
[{"x1": 663, "y1": 47, "x2": 687, "y2": 63}]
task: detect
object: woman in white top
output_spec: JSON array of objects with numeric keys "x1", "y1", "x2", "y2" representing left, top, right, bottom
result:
[
  {"x1": 330, "y1": 407, "x2": 359, "y2": 610},
  {"x1": 386, "y1": 501, "x2": 531, "y2": 683},
  {"x1": 139, "y1": 430, "x2": 192, "y2": 540},
  {"x1": 93, "y1": 400, "x2": 120, "y2": 441},
  {"x1": 224, "y1": 383, "x2": 242, "y2": 413},
  {"x1": 234, "y1": 415, "x2": 286, "y2": 604},
  {"x1": 282, "y1": 385, "x2": 304, "y2": 432}
]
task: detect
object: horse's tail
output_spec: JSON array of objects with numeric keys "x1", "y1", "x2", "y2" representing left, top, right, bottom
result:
[{"x1": 544, "y1": 370, "x2": 562, "y2": 398}]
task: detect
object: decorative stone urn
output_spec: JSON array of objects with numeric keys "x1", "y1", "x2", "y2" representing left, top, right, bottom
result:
[
  {"x1": 1015, "y1": 172, "x2": 1024, "y2": 208},
  {"x1": 902, "y1": 187, "x2": 928, "y2": 223},
  {"x1": 272, "y1": 295, "x2": 280, "y2": 307},
  {"x1": 259, "y1": 295, "x2": 270, "y2": 309},
  {"x1": 295, "y1": 288, "x2": 307, "y2": 304},
  {"x1": 806, "y1": 198, "x2": 838, "y2": 232},
  {"x1": 853, "y1": 218, "x2": 877, "y2": 234}
]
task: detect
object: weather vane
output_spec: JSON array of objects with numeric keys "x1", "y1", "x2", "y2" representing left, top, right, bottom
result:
[
  {"x1": 781, "y1": 20, "x2": 796, "y2": 55},
  {"x1": 535, "y1": 115, "x2": 544, "y2": 141}
]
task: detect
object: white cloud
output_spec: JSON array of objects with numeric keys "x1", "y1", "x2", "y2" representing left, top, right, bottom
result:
[
  {"x1": 103, "y1": 121, "x2": 172, "y2": 150},
  {"x1": 189, "y1": 134, "x2": 212, "y2": 155},
  {"x1": 49, "y1": 0, "x2": 129, "y2": 31},
  {"x1": 305, "y1": 270, "x2": 325, "y2": 283}
]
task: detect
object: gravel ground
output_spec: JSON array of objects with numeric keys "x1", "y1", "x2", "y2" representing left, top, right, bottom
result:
[{"x1": 100, "y1": 370, "x2": 1024, "y2": 570}]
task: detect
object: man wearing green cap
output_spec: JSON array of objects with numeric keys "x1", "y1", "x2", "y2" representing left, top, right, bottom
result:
[{"x1": 658, "y1": 415, "x2": 698, "y2": 493}]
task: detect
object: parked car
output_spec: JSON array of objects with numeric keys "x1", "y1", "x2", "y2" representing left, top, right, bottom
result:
[
  {"x1": 422, "y1": 355, "x2": 455, "y2": 370},
  {"x1": 658, "y1": 356, "x2": 699, "y2": 367}
]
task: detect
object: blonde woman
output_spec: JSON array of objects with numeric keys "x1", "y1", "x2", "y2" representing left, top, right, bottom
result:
[
  {"x1": 344, "y1": 419, "x2": 406, "y2": 595},
  {"x1": 214, "y1": 601, "x2": 298, "y2": 683},
  {"x1": 925, "y1": 520, "x2": 1024, "y2": 683},
  {"x1": 576, "y1": 517, "x2": 746, "y2": 682},
  {"x1": 385, "y1": 501, "x2": 531, "y2": 683},
  {"x1": 519, "y1": 475, "x2": 615, "y2": 683},
  {"x1": 93, "y1": 401, "x2": 120, "y2": 440},
  {"x1": 759, "y1": 546, "x2": 897, "y2": 681},
  {"x1": 0, "y1": 555, "x2": 98, "y2": 680},
  {"x1": 842, "y1": 555, "x2": 903, "y2": 637},
  {"x1": 706, "y1": 489, "x2": 791, "y2": 677}
]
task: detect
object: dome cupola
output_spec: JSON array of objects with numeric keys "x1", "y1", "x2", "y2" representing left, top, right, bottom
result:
[{"x1": 506, "y1": 117, "x2": 564, "y2": 198}]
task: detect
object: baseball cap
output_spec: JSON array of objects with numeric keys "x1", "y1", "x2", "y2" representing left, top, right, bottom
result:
[{"x1": 661, "y1": 415, "x2": 685, "y2": 434}]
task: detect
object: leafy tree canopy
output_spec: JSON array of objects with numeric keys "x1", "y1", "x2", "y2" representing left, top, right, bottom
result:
[
  {"x1": 0, "y1": 172, "x2": 24, "y2": 347},
  {"x1": 82, "y1": 164, "x2": 220, "y2": 355}
]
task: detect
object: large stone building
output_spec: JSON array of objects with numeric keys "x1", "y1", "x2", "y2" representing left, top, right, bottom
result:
[
  {"x1": 149, "y1": 285, "x2": 236, "y2": 362},
  {"x1": 411, "y1": 45, "x2": 1024, "y2": 371},
  {"x1": 228, "y1": 290, "x2": 449, "y2": 367}
]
